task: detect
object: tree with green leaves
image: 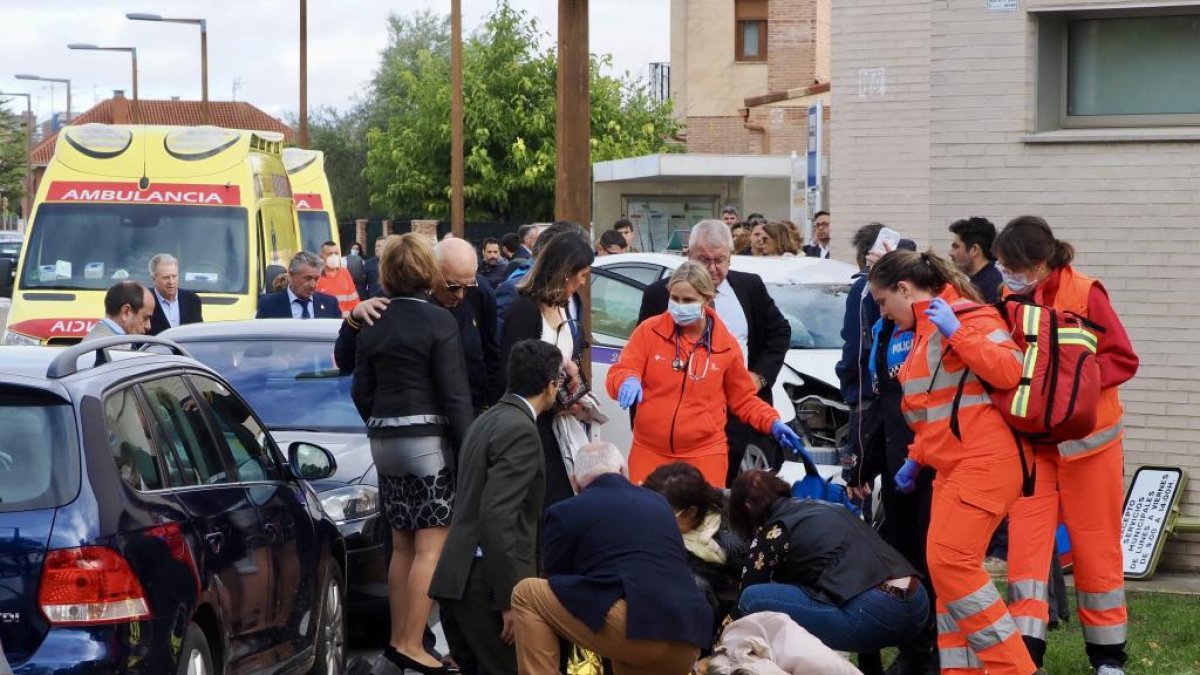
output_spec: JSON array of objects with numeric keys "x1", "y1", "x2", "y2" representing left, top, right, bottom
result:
[
  {"x1": 0, "y1": 107, "x2": 27, "y2": 223},
  {"x1": 364, "y1": 1, "x2": 680, "y2": 222}
]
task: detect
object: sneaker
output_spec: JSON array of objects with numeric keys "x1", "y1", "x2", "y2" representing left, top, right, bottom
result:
[
  {"x1": 984, "y1": 556, "x2": 1008, "y2": 577},
  {"x1": 1095, "y1": 666, "x2": 1125, "y2": 675}
]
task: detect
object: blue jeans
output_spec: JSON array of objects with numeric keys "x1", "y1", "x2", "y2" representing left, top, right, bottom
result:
[{"x1": 738, "y1": 582, "x2": 929, "y2": 653}]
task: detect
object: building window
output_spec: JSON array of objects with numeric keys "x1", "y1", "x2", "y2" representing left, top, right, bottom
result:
[
  {"x1": 1036, "y1": 8, "x2": 1200, "y2": 129},
  {"x1": 736, "y1": 0, "x2": 768, "y2": 62}
]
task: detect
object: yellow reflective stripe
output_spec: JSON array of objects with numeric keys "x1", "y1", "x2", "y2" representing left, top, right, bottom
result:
[
  {"x1": 1059, "y1": 422, "x2": 1124, "y2": 457},
  {"x1": 1024, "y1": 305, "x2": 1041, "y2": 336},
  {"x1": 1059, "y1": 327, "x2": 1099, "y2": 351},
  {"x1": 1010, "y1": 341, "x2": 1038, "y2": 418}
]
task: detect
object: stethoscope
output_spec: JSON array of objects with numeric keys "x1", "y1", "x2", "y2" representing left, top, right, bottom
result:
[{"x1": 672, "y1": 319, "x2": 714, "y2": 381}]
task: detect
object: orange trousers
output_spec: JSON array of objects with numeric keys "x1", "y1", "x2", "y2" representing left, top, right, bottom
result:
[
  {"x1": 1006, "y1": 445, "x2": 1127, "y2": 667},
  {"x1": 628, "y1": 444, "x2": 726, "y2": 487},
  {"x1": 927, "y1": 460, "x2": 1035, "y2": 675}
]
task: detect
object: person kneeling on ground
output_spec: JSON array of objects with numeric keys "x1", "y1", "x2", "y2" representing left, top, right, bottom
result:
[
  {"x1": 511, "y1": 442, "x2": 713, "y2": 675},
  {"x1": 729, "y1": 470, "x2": 930, "y2": 658}
]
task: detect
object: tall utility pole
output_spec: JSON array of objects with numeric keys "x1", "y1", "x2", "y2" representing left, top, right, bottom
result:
[
  {"x1": 556, "y1": 0, "x2": 591, "y2": 375},
  {"x1": 298, "y1": 0, "x2": 308, "y2": 148},
  {"x1": 450, "y1": 0, "x2": 465, "y2": 237}
]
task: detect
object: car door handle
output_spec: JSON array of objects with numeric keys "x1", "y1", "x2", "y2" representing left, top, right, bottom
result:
[{"x1": 204, "y1": 532, "x2": 225, "y2": 553}]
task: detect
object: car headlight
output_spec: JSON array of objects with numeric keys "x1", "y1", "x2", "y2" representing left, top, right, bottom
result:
[
  {"x1": 2, "y1": 330, "x2": 40, "y2": 346},
  {"x1": 319, "y1": 484, "x2": 379, "y2": 523}
]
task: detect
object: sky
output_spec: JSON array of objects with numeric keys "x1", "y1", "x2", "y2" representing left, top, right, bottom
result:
[{"x1": 0, "y1": 0, "x2": 670, "y2": 123}]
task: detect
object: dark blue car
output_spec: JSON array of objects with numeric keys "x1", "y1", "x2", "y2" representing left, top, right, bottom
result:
[{"x1": 0, "y1": 336, "x2": 347, "y2": 675}]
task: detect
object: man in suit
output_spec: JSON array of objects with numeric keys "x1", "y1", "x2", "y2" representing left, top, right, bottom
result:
[
  {"x1": 429, "y1": 339, "x2": 564, "y2": 675},
  {"x1": 255, "y1": 251, "x2": 340, "y2": 319},
  {"x1": 510, "y1": 443, "x2": 713, "y2": 674},
  {"x1": 638, "y1": 219, "x2": 792, "y2": 486},
  {"x1": 84, "y1": 280, "x2": 155, "y2": 342},
  {"x1": 434, "y1": 237, "x2": 504, "y2": 410},
  {"x1": 803, "y1": 210, "x2": 833, "y2": 259},
  {"x1": 147, "y1": 253, "x2": 203, "y2": 335},
  {"x1": 363, "y1": 235, "x2": 394, "y2": 301}
]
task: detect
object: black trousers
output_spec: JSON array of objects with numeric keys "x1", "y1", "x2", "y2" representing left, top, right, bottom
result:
[{"x1": 440, "y1": 560, "x2": 517, "y2": 675}]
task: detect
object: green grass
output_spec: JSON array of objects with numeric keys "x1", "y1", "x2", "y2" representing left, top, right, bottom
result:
[{"x1": 1043, "y1": 590, "x2": 1200, "y2": 674}]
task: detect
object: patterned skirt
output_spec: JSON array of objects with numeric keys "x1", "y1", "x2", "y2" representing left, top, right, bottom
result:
[{"x1": 369, "y1": 435, "x2": 454, "y2": 531}]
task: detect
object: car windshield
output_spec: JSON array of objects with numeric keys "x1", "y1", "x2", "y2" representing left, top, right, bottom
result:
[
  {"x1": 299, "y1": 211, "x2": 333, "y2": 255},
  {"x1": 0, "y1": 390, "x2": 79, "y2": 513},
  {"x1": 20, "y1": 203, "x2": 249, "y2": 293},
  {"x1": 183, "y1": 339, "x2": 362, "y2": 433},
  {"x1": 766, "y1": 283, "x2": 849, "y2": 349}
]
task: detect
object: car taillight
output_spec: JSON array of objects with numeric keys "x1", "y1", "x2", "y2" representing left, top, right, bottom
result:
[{"x1": 38, "y1": 546, "x2": 151, "y2": 625}]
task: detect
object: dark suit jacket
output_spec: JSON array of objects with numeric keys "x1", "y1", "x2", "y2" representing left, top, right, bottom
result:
[
  {"x1": 429, "y1": 394, "x2": 544, "y2": 608},
  {"x1": 363, "y1": 257, "x2": 382, "y2": 300},
  {"x1": 543, "y1": 473, "x2": 713, "y2": 649},
  {"x1": 638, "y1": 269, "x2": 790, "y2": 402},
  {"x1": 148, "y1": 288, "x2": 203, "y2": 336},
  {"x1": 255, "y1": 290, "x2": 341, "y2": 319},
  {"x1": 802, "y1": 243, "x2": 831, "y2": 259}
]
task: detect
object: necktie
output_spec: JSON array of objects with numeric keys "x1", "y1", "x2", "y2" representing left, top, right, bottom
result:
[{"x1": 294, "y1": 298, "x2": 311, "y2": 319}]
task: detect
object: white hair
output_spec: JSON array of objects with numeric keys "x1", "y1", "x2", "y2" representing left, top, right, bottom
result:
[
  {"x1": 689, "y1": 219, "x2": 734, "y2": 252},
  {"x1": 148, "y1": 253, "x2": 178, "y2": 276},
  {"x1": 572, "y1": 442, "x2": 627, "y2": 488}
]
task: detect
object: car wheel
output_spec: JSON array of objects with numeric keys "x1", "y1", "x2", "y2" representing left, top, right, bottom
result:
[
  {"x1": 311, "y1": 559, "x2": 345, "y2": 675},
  {"x1": 177, "y1": 622, "x2": 214, "y2": 675}
]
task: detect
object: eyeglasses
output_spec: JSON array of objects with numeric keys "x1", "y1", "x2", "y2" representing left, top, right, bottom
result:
[
  {"x1": 445, "y1": 280, "x2": 479, "y2": 294},
  {"x1": 693, "y1": 255, "x2": 730, "y2": 269}
]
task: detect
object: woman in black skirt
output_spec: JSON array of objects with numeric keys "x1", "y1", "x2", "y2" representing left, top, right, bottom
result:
[{"x1": 352, "y1": 233, "x2": 474, "y2": 674}]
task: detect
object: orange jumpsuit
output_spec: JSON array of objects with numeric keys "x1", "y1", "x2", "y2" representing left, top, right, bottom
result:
[
  {"x1": 606, "y1": 309, "x2": 780, "y2": 486},
  {"x1": 315, "y1": 267, "x2": 360, "y2": 316},
  {"x1": 899, "y1": 286, "x2": 1035, "y2": 675},
  {"x1": 1005, "y1": 266, "x2": 1137, "y2": 668}
]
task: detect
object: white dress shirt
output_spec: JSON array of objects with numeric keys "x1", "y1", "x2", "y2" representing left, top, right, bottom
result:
[
  {"x1": 287, "y1": 288, "x2": 311, "y2": 319},
  {"x1": 155, "y1": 290, "x2": 181, "y2": 328},
  {"x1": 714, "y1": 279, "x2": 750, "y2": 365}
]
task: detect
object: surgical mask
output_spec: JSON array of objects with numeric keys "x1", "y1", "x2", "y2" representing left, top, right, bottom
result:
[
  {"x1": 1001, "y1": 268, "x2": 1039, "y2": 295},
  {"x1": 325, "y1": 254, "x2": 342, "y2": 269},
  {"x1": 668, "y1": 300, "x2": 705, "y2": 326}
]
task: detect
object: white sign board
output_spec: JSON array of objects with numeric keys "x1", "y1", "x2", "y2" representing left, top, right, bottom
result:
[
  {"x1": 1121, "y1": 468, "x2": 1183, "y2": 578},
  {"x1": 986, "y1": 0, "x2": 1018, "y2": 11},
  {"x1": 858, "y1": 68, "x2": 886, "y2": 97}
]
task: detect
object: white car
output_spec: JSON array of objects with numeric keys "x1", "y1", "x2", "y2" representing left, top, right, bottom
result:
[{"x1": 589, "y1": 252, "x2": 857, "y2": 474}]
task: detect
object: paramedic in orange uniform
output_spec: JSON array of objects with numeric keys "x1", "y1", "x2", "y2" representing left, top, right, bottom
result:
[
  {"x1": 994, "y1": 216, "x2": 1138, "y2": 674},
  {"x1": 316, "y1": 241, "x2": 361, "y2": 316},
  {"x1": 869, "y1": 250, "x2": 1036, "y2": 675},
  {"x1": 607, "y1": 261, "x2": 803, "y2": 486}
]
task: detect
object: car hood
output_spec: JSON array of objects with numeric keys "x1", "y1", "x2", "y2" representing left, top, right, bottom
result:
[
  {"x1": 782, "y1": 349, "x2": 841, "y2": 389},
  {"x1": 269, "y1": 429, "x2": 376, "y2": 490}
]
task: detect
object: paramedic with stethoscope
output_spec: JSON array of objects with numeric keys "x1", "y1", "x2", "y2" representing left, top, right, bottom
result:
[{"x1": 606, "y1": 261, "x2": 804, "y2": 487}]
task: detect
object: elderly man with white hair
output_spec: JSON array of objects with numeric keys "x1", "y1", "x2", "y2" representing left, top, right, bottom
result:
[
  {"x1": 511, "y1": 443, "x2": 714, "y2": 675},
  {"x1": 147, "y1": 253, "x2": 204, "y2": 335},
  {"x1": 637, "y1": 219, "x2": 792, "y2": 487}
]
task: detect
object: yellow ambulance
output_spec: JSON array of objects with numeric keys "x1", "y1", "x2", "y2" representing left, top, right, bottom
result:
[
  {"x1": 282, "y1": 147, "x2": 340, "y2": 254},
  {"x1": 1, "y1": 124, "x2": 301, "y2": 345}
]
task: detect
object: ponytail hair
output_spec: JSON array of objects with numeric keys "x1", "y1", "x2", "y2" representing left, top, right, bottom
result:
[
  {"x1": 869, "y1": 249, "x2": 983, "y2": 302},
  {"x1": 993, "y1": 215, "x2": 1075, "y2": 271}
]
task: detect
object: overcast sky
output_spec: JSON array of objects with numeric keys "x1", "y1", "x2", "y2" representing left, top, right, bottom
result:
[{"x1": 0, "y1": 0, "x2": 670, "y2": 123}]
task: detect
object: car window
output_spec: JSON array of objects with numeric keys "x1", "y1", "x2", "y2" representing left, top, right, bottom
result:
[
  {"x1": 591, "y1": 273, "x2": 644, "y2": 341},
  {"x1": 104, "y1": 387, "x2": 166, "y2": 491},
  {"x1": 0, "y1": 389, "x2": 79, "y2": 513},
  {"x1": 189, "y1": 375, "x2": 281, "y2": 483},
  {"x1": 141, "y1": 376, "x2": 231, "y2": 486},
  {"x1": 603, "y1": 264, "x2": 663, "y2": 287},
  {"x1": 766, "y1": 283, "x2": 850, "y2": 349}
]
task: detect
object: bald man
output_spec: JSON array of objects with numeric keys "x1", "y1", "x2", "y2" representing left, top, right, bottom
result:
[{"x1": 434, "y1": 238, "x2": 502, "y2": 410}]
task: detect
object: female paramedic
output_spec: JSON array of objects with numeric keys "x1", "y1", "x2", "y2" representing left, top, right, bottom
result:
[
  {"x1": 869, "y1": 250, "x2": 1036, "y2": 675},
  {"x1": 607, "y1": 261, "x2": 803, "y2": 486},
  {"x1": 994, "y1": 216, "x2": 1138, "y2": 674}
]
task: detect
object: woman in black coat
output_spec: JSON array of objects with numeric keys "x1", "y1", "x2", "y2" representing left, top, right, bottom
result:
[{"x1": 352, "y1": 232, "x2": 474, "y2": 674}]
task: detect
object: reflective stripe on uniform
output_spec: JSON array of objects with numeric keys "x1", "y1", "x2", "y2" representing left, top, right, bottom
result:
[
  {"x1": 939, "y1": 647, "x2": 984, "y2": 669},
  {"x1": 947, "y1": 581, "x2": 1003, "y2": 623},
  {"x1": 1059, "y1": 422, "x2": 1124, "y2": 457},
  {"x1": 1082, "y1": 623, "x2": 1128, "y2": 645},
  {"x1": 1058, "y1": 326, "x2": 1098, "y2": 351},
  {"x1": 966, "y1": 614, "x2": 1020, "y2": 653},
  {"x1": 1008, "y1": 579, "x2": 1048, "y2": 603},
  {"x1": 1014, "y1": 615, "x2": 1047, "y2": 641},
  {"x1": 905, "y1": 393, "x2": 993, "y2": 425},
  {"x1": 1078, "y1": 588, "x2": 1126, "y2": 611},
  {"x1": 937, "y1": 612, "x2": 958, "y2": 636},
  {"x1": 987, "y1": 329, "x2": 1011, "y2": 345},
  {"x1": 334, "y1": 292, "x2": 358, "y2": 302}
]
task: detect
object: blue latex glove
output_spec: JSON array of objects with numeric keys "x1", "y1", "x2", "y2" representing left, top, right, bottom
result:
[
  {"x1": 894, "y1": 459, "x2": 921, "y2": 494},
  {"x1": 771, "y1": 420, "x2": 804, "y2": 454},
  {"x1": 925, "y1": 297, "x2": 961, "y2": 338},
  {"x1": 617, "y1": 377, "x2": 643, "y2": 409}
]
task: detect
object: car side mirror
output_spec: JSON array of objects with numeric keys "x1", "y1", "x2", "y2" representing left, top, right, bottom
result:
[{"x1": 288, "y1": 441, "x2": 337, "y2": 480}]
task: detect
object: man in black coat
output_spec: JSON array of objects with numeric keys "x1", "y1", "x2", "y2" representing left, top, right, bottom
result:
[
  {"x1": 429, "y1": 339, "x2": 563, "y2": 675},
  {"x1": 638, "y1": 219, "x2": 791, "y2": 485},
  {"x1": 147, "y1": 253, "x2": 204, "y2": 335},
  {"x1": 510, "y1": 442, "x2": 712, "y2": 673},
  {"x1": 255, "y1": 251, "x2": 341, "y2": 319}
]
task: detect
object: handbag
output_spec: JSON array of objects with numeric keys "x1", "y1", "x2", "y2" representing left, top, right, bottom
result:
[{"x1": 567, "y1": 644, "x2": 603, "y2": 675}]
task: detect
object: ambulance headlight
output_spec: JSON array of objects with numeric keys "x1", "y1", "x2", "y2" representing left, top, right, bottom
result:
[
  {"x1": 2, "y1": 329, "x2": 39, "y2": 346},
  {"x1": 164, "y1": 126, "x2": 240, "y2": 160},
  {"x1": 63, "y1": 124, "x2": 133, "y2": 159}
]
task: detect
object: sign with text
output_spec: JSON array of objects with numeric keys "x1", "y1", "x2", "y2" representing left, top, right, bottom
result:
[
  {"x1": 986, "y1": 0, "x2": 1018, "y2": 11},
  {"x1": 47, "y1": 181, "x2": 241, "y2": 206},
  {"x1": 1121, "y1": 466, "x2": 1185, "y2": 579},
  {"x1": 294, "y1": 193, "x2": 325, "y2": 210}
]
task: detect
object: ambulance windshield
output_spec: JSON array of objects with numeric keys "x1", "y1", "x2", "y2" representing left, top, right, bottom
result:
[{"x1": 21, "y1": 203, "x2": 249, "y2": 293}]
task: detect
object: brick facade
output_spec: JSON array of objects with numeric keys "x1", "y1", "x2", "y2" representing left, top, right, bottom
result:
[{"x1": 767, "y1": 0, "x2": 825, "y2": 92}]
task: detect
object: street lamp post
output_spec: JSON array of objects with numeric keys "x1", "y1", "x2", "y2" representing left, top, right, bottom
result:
[
  {"x1": 14, "y1": 74, "x2": 71, "y2": 124},
  {"x1": 68, "y1": 44, "x2": 139, "y2": 123},
  {"x1": 0, "y1": 91, "x2": 33, "y2": 222},
  {"x1": 299, "y1": 0, "x2": 308, "y2": 148},
  {"x1": 127, "y1": 12, "x2": 208, "y2": 124}
]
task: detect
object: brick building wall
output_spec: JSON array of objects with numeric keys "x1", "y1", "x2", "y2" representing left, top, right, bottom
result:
[
  {"x1": 834, "y1": 0, "x2": 1200, "y2": 570},
  {"x1": 685, "y1": 116, "x2": 756, "y2": 154},
  {"x1": 768, "y1": 0, "x2": 826, "y2": 92}
]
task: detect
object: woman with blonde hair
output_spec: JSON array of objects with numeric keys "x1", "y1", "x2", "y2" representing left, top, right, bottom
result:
[
  {"x1": 607, "y1": 261, "x2": 802, "y2": 486},
  {"x1": 352, "y1": 232, "x2": 474, "y2": 674},
  {"x1": 750, "y1": 221, "x2": 799, "y2": 256}
]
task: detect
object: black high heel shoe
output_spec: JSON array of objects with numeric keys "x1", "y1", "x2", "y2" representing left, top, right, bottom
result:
[{"x1": 382, "y1": 646, "x2": 461, "y2": 674}]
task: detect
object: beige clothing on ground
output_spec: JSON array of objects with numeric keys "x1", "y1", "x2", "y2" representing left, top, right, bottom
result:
[{"x1": 699, "y1": 612, "x2": 862, "y2": 675}]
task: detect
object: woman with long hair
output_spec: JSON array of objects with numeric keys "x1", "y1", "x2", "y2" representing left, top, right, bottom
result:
[
  {"x1": 607, "y1": 261, "x2": 802, "y2": 486},
  {"x1": 351, "y1": 233, "x2": 474, "y2": 674},
  {"x1": 868, "y1": 250, "x2": 1035, "y2": 675},
  {"x1": 500, "y1": 229, "x2": 594, "y2": 507},
  {"x1": 994, "y1": 216, "x2": 1138, "y2": 674},
  {"x1": 750, "y1": 221, "x2": 798, "y2": 256}
]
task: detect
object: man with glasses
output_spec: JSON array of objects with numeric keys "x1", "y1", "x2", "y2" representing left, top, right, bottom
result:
[{"x1": 638, "y1": 219, "x2": 792, "y2": 486}]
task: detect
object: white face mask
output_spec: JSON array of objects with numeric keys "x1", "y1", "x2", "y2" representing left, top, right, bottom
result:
[
  {"x1": 668, "y1": 299, "x2": 705, "y2": 326},
  {"x1": 1001, "y1": 267, "x2": 1040, "y2": 294},
  {"x1": 325, "y1": 254, "x2": 342, "y2": 269}
]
